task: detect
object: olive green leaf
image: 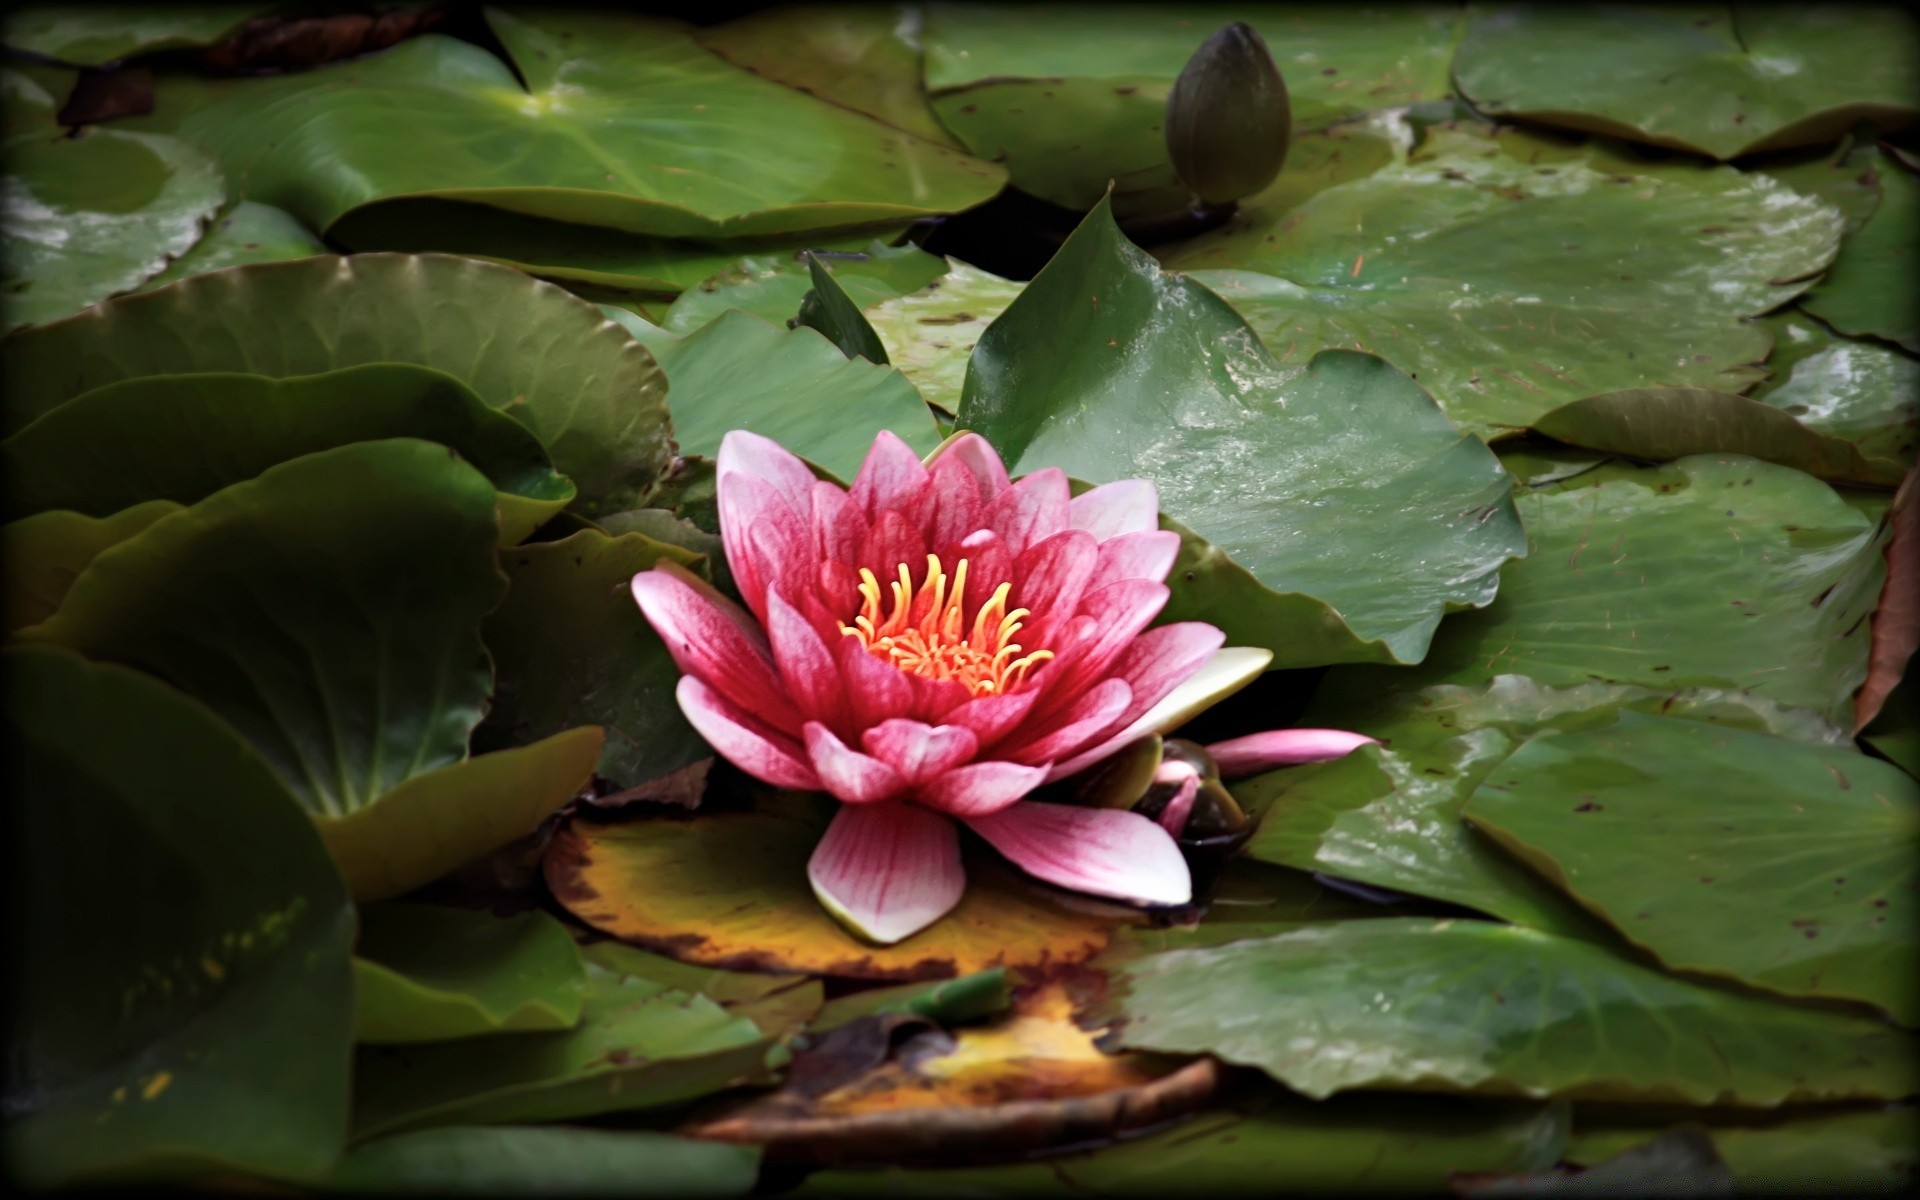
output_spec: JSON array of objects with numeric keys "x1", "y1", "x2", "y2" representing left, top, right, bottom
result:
[
  {"x1": 1170, "y1": 127, "x2": 1843, "y2": 438},
  {"x1": 350, "y1": 964, "x2": 773, "y2": 1139},
  {"x1": 662, "y1": 240, "x2": 947, "y2": 334},
  {"x1": 795, "y1": 253, "x2": 892, "y2": 364},
  {"x1": 1804, "y1": 147, "x2": 1919, "y2": 353},
  {"x1": 811, "y1": 970, "x2": 1014, "y2": 1033},
  {"x1": 2, "y1": 69, "x2": 225, "y2": 332},
  {"x1": 1463, "y1": 711, "x2": 1920, "y2": 1022},
  {"x1": 1107, "y1": 918, "x2": 1919, "y2": 1104},
  {"x1": 1748, "y1": 310, "x2": 1919, "y2": 470},
  {"x1": 0, "y1": 365, "x2": 576, "y2": 541},
  {"x1": 354, "y1": 905, "x2": 588, "y2": 1044},
  {"x1": 322, "y1": 1126, "x2": 761, "y2": 1197},
  {"x1": 477, "y1": 529, "x2": 708, "y2": 789},
  {"x1": 3, "y1": 646, "x2": 355, "y2": 1188},
  {"x1": 129, "y1": 9, "x2": 1006, "y2": 240},
  {"x1": 865, "y1": 261, "x2": 1025, "y2": 413},
  {"x1": 1453, "y1": 5, "x2": 1920, "y2": 160},
  {"x1": 1, "y1": 5, "x2": 268, "y2": 66},
  {"x1": 958, "y1": 195, "x2": 1524, "y2": 668},
  {"x1": 1568, "y1": 1107, "x2": 1917, "y2": 1193},
  {"x1": 1, "y1": 501, "x2": 180, "y2": 632},
  {"x1": 579, "y1": 941, "x2": 820, "y2": 1040},
  {"x1": 0, "y1": 253, "x2": 670, "y2": 511},
  {"x1": 24, "y1": 439, "x2": 506, "y2": 817},
  {"x1": 137, "y1": 201, "x2": 327, "y2": 293}
]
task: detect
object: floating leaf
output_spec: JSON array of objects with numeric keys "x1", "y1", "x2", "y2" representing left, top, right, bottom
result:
[
  {"x1": 354, "y1": 905, "x2": 586, "y2": 1045},
  {"x1": 795, "y1": 254, "x2": 892, "y2": 363},
  {"x1": 1453, "y1": 5, "x2": 1920, "y2": 160},
  {"x1": 580, "y1": 941, "x2": 820, "y2": 1040},
  {"x1": 1462, "y1": 711, "x2": 1920, "y2": 1022},
  {"x1": 136, "y1": 200, "x2": 326, "y2": 292},
  {"x1": 544, "y1": 799, "x2": 1133, "y2": 982},
  {"x1": 351, "y1": 964, "x2": 773, "y2": 1139},
  {"x1": 1, "y1": 4, "x2": 269, "y2": 66},
  {"x1": 1107, "y1": 918, "x2": 1919, "y2": 1104},
  {"x1": 0, "y1": 364, "x2": 576, "y2": 540},
  {"x1": 1568, "y1": 1107, "x2": 1918, "y2": 1193},
  {"x1": 920, "y1": 4, "x2": 1461, "y2": 211},
  {"x1": 1804, "y1": 147, "x2": 1919, "y2": 353},
  {"x1": 1749, "y1": 310, "x2": 1919, "y2": 471},
  {"x1": 2, "y1": 69, "x2": 224, "y2": 331},
  {"x1": 958, "y1": 195, "x2": 1524, "y2": 667},
  {"x1": 812, "y1": 970, "x2": 1013, "y2": 1033},
  {"x1": 865, "y1": 261, "x2": 1024, "y2": 413},
  {"x1": 477, "y1": 529, "x2": 708, "y2": 788},
  {"x1": 2, "y1": 647, "x2": 355, "y2": 1187},
  {"x1": 0, "y1": 253, "x2": 670, "y2": 511},
  {"x1": 649, "y1": 308, "x2": 941, "y2": 476},
  {"x1": 25, "y1": 439, "x2": 504, "y2": 815},
  {"x1": 323, "y1": 1126, "x2": 761, "y2": 1197},
  {"x1": 1169, "y1": 127, "x2": 1841, "y2": 437},
  {"x1": 130, "y1": 9, "x2": 1006, "y2": 240},
  {"x1": 1, "y1": 501, "x2": 180, "y2": 632},
  {"x1": 662, "y1": 240, "x2": 947, "y2": 333}
]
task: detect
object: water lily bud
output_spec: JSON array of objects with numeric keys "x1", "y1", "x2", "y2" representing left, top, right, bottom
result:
[{"x1": 1164, "y1": 22, "x2": 1291, "y2": 207}]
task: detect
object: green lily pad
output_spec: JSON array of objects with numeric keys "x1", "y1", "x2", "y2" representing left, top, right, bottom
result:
[
  {"x1": 580, "y1": 941, "x2": 820, "y2": 1040},
  {"x1": 1170, "y1": 127, "x2": 1843, "y2": 438},
  {"x1": 865, "y1": 260, "x2": 1025, "y2": 413},
  {"x1": 23, "y1": 439, "x2": 505, "y2": 817},
  {"x1": 350, "y1": 963, "x2": 773, "y2": 1139},
  {"x1": 354, "y1": 905, "x2": 588, "y2": 1044},
  {"x1": 1322, "y1": 455, "x2": 1887, "y2": 727},
  {"x1": 137, "y1": 201, "x2": 327, "y2": 293},
  {"x1": 130, "y1": 9, "x2": 1006, "y2": 241},
  {"x1": 1106, "y1": 918, "x2": 1919, "y2": 1104},
  {"x1": 1530, "y1": 387, "x2": 1909, "y2": 488},
  {"x1": 1804, "y1": 148, "x2": 1919, "y2": 353},
  {"x1": 650, "y1": 308, "x2": 942, "y2": 476},
  {"x1": 795, "y1": 254, "x2": 892, "y2": 363},
  {"x1": 1, "y1": 5, "x2": 268, "y2": 66},
  {"x1": 1462, "y1": 711, "x2": 1920, "y2": 1022},
  {"x1": 1569, "y1": 1107, "x2": 1918, "y2": 1192},
  {"x1": 0, "y1": 253, "x2": 671, "y2": 511},
  {"x1": 663, "y1": 240, "x2": 946, "y2": 334},
  {"x1": 811, "y1": 969, "x2": 1014, "y2": 1033},
  {"x1": 1760, "y1": 134, "x2": 1885, "y2": 237},
  {"x1": 1, "y1": 501, "x2": 181, "y2": 632},
  {"x1": 477, "y1": 529, "x2": 708, "y2": 789},
  {"x1": 799, "y1": 1092, "x2": 1565, "y2": 1196},
  {"x1": 330, "y1": 198, "x2": 910, "y2": 295},
  {"x1": 323, "y1": 1126, "x2": 761, "y2": 1197},
  {"x1": 2, "y1": 70, "x2": 225, "y2": 332},
  {"x1": 1242, "y1": 676, "x2": 1846, "y2": 937},
  {"x1": 957, "y1": 195, "x2": 1524, "y2": 668},
  {"x1": 1748, "y1": 310, "x2": 1919, "y2": 470},
  {"x1": 920, "y1": 4, "x2": 1462, "y2": 211},
  {"x1": 2, "y1": 647, "x2": 355, "y2": 1188},
  {"x1": 1452, "y1": 5, "x2": 1920, "y2": 160},
  {"x1": 0, "y1": 365, "x2": 576, "y2": 540}
]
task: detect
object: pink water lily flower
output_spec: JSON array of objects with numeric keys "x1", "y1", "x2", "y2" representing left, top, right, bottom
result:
[{"x1": 631, "y1": 429, "x2": 1273, "y2": 944}]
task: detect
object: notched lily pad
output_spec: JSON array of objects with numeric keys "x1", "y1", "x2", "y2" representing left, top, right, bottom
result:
[{"x1": 355, "y1": 904, "x2": 589, "y2": 1044}]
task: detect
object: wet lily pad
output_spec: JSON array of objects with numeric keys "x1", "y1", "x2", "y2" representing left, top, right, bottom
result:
[
  {"x1": 3, "y1": 647, "x2": 355, "y2": 1188},
  {"x1": 136, "y1": 200, "x2": 326, "y2": 292},
  {"x1": 355, "y1": 905, "x2": 588, "y2": 1044},
  {"x1": 1803, "y1": 147, "x2": 1919, "y2": 353},
  {"x1": 130, "y1": 9, "x2": 1006, "y2": 240},
  {"x1": 1, "y1": 501, "x2": 180, "y2": 633},
  {"x1": 865, "y1": 261, "x2": 1025, "y2": 413},
  {"x1": 1453, "y1": 5, "x2": 1920, "y2": 160},
  {"x1": 1748, "y1": 310, "x2": 1919, "y2": 470},
  {"x1": 1463, "y1": 711, "x2": 1920, "y2": 1022},
  {"x1": 544, "y1": 799, "x2": 1133, "y2": 982},
  {"x1": 958, "y1": 195, "x2": 1525, "y2": 668},
  {"x1": 663, "y1": 240, "x2": 946, "y2": 335},
  {"x1": 0, "y1": 253, "x2": 669, "y2": 511},
  {"x1": 1170, "y1": 127, "x2": 1843, "y2": 438},
  {"x1": 1107, "y1": 918, "x2": 1919, "y2": 1104},
  {"x1": 323, "y1": 1126, "x2": 761, "y2": 1197},
  {"x1": 1, "y1": 5, "x2": 269, "y2": 66}
]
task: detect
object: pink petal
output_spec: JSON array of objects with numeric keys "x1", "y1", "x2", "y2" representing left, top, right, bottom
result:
[
  {"x1": 986, "y1": 467, "x2": 1069, "y2": 553},
  {"x1": 1010, "y1": 529, "x2": 1098, "y2": 631},
  {"x1": 1033, "y1": 579, "x2": 1170, "y2": 702},
  {"x1": 718, "y1": 430, "x2": 818, "y2": 513},
  {"x1": 1208, "y1": 729, "x2": 1379, "y2": 778},
  {"x1": 849, "y1": 430, "x2": 931, "y2": 519},
  {"x1": 943, "y1": 688, "x2": 1041, "y2": 750},
  {"x1": 928, "y1": 431, "x2": 1012, "y2": 497},
  {"x1": 764, "y1": 589, "x2": 847, "y2": 729},
  {"x1": 966, "y1": 802, "x2": 1191, "y2": 906},
  {"x1": 859, "y1": 509, "x2": 929, "y2": 587},
  {"x1": 917, "y1": 761, "x2": 1050, "y2": 817},
  {"x1": 1068, "y1": 480, "x2": 1159, "y2": 541},
  {"x1": 809, "y1": 480, "x2": 867, "y2": 569},
  {"x1": 719, "y1": 473, "x2": 810, "y2": 621},
  {"x1": 1156, "y1": 765, "x2": 1201, "y2": 836},
  {"x1": 835, "y1": 635, "x2": 916, "y2": 728},
  {"x1": 1091, "y1": 529, "x2": 1182, "y2": 589},
  {"x1": 998, "y1": 677, "x2": 1132, "y2": 765},
  {"x1": 631, "y1": 563, "x2": 801, "y2": 734},
  {"x1": 1107, "y1": 622, "x2": 1228, "y2": 726},
  {"x1": 861, "y1": 719, "x2": 980, "y2": 785},
  {"x1": 676, "y1": 676, "x2": 819, "y2": 790},
  {"x1": 950, "y1": 529, "x2": 1014, "y2": 600},
  {"x1": 1049, "y1": 643, "x2": 1268, "y2": 781},
  {"x1": 804, "y1": 722, "x2": 907, "y2": 803},
  {"x1": 914, "y1": 451, "x2": 991, "y2": 551},
  {"x1": 809, "y1": 802, "x2": 964, "y2": 944}
]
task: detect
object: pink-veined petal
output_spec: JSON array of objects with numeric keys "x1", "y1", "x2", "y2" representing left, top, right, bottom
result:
[
  {"x1": 717, "y1": 430, "x2": 817, "y2": 515},
  {"x1": 809, "y1": 480, "x2": 867, "y2": 569},
  {"x1": 966, "y1": 802, "x2": 1190, "y2": 905},
  {"x1": 1208, "y1": 728, "x2": 1379, "y2": 778},
  {"x1": 1033, "y1": 578, "x2": 1170, "y2": 702},
  {"x1": 998, "y1": 677, "x2": 1132, "y2": 765},
  {"x1": 676, "y1": 676, "x2": 818, "y2": 790},
  {"x1": 917, "y1": 760, "x2": 1050, "y2": 817},
  {"x1": 734, "y1": 499, "x2": 816, "y2": 622},
  {"x1": 1068, "y1": 479, "x2": 1159, "y2": 540},
  {"x1": 985, "y1": 467, "x2": 1069, "y2": 553},
  {"x1": 835, "y1": 634, "x2": 916, "y2": 728},
  {"x1": 1091, "y1": 529, "x2": 1181, "y2": 589},
  {"x1": 764, "y1": 589, "x2": 847, "y2": 728},
  {"x1": 849, "y1": 430, "x2": 931, "y2": 519},
  {"x1": 861, "y1": 719, "x2": 979, "y2": 785},
  {"x1": 928, "y1": 431, "x2": 1012, "y2": 497},
  {"x1": 1156, "y1": 766, "x2": 1201, "y2": 836},
  {"x1": 943, "y1": 688, "x2": 1041, "y2": 750},
  {"x1": 914, "y1": 450, "x2": 991, "y2": 551},
  {"x1": 804, "y1": 722, "x2": 906, "y2": 803},
  {"x1": 631, "y1": 563, "x2": 800, "y2": 733},
  {"x1": 1048, "y1": 643, "x2": 1268, "y2": 781},
  {"x1": 1105, "y1": 622, "x2": 1228, "y2": 727},
  {"x1": 808, "y1": 803, "x2": 964, "y2": 944},
  {"x1": 859, "y1": 509, "x2": 929, "y2": 586},
  {"x1": 948, "y1": 529, "x2": 1013, "y2": 601},
  {"x1": 1011, "y1": 529, "x2": 1098, "y2": 629}
]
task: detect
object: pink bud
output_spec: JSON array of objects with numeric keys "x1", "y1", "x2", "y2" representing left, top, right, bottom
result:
[{"x1": 1206, "y1": 728, "x2": 1378, "y2": 779}]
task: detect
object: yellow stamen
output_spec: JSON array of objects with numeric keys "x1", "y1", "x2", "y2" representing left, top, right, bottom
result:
[{"x1": 841, "y1": 554, "x2": 1053, "y2": 696}]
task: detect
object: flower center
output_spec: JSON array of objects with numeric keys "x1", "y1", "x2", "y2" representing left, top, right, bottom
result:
[{"x1": 841, "y1": 554, "x2": 1053, "y2": 696}]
